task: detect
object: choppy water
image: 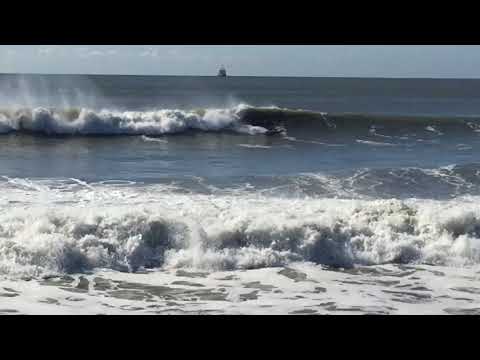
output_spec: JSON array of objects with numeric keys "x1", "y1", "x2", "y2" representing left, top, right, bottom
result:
[{"x1": 1, "y1": 74, "x2": 479, "y2": 315}]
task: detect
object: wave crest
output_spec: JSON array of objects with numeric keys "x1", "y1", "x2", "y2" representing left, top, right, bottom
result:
[
  {"x1": 0, "y1": 105, "x2": 269, "y2": 136},
  {"x1": 2, "y1": 105, "x2": 479, "y2": 137}
]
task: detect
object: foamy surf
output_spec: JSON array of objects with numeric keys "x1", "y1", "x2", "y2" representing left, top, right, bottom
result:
[
  {"x1": 1, "y1": 262, "x2": 479, "y2": 315},
  {"x1": 1, "y1": 180, "x2": 480, "y2": 279},
  {"x1": 1, "y1": 182, "x2": 480, "y2": 315}
]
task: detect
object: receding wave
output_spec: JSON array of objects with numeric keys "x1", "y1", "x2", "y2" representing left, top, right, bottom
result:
[{"x1": 1, "y1": 104, "x2": 479, "y2": 137}]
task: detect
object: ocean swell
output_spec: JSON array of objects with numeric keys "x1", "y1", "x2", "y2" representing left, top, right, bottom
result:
[{"x1": 1, "y1": 104, "x2": 479, "y2": 137}]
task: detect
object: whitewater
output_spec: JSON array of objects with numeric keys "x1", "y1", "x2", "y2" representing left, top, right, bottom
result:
[
  {"x1": 0, "y1": 105, "x2": 271, "y2": 136},
  {"x1": 2, "y1": 74, "x2": 480, "y2": 315},
  {"x1": 0, "y1": 179, "x2": 479, "y2": 315}
]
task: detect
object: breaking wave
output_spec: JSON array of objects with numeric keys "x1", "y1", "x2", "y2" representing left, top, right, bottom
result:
[
  {"x1": 0, "y1": 105, "x2": 269, "y2": 136},
  {"x1": 1, "y1": 104, "x2": 479, "y2": 137},
  {"x1": 1, "y1": 179, "x2": 480, "y2": 277}
]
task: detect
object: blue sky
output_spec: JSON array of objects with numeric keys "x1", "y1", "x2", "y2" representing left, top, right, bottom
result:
[{"x1": 0, "y1": 45, "x2": 479, "y2": 78}]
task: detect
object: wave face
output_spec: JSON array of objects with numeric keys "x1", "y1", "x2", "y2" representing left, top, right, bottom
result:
[
  {"x1": 1, "y1": 105, "x2": 479, "y2": 137},
  {"x1": 236, "y1": 107, "x2": 480, "y2": 135},
  {"x1": 1, "y1": 180, "x2": 480, "y2": 277}
]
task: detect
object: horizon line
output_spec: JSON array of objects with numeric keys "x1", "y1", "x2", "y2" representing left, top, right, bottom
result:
[{"x1": 1, "y1": 72, "x2": 480, "y2": 80}]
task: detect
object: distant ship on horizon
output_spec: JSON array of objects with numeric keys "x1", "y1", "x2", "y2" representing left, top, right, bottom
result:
[{"x1": 217, "y1": 65, "x2": 227, "y2": 78}]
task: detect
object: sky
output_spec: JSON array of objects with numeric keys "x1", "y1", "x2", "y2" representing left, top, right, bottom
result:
[{"x1": 0, "y1": 45, "x2": 479, "y2": 78}]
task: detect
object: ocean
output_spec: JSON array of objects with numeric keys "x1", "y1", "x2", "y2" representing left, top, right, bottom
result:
[{"x1": 1, "y1": 74, "x2": 479, "y2": 315}]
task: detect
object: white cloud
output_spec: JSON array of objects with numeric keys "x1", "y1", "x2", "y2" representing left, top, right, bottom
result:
[
  {"x1": 139, "y1": 47, "x2": 199, "y2": 64},
  {"x1": 89, "y1": 50, "x2": 104, "y2": 56},
  {"x1": 140, "y1": 47, "x2": 160, "y2": 58},
  {"x1": 76, "y1": 47, "x2": 116, "y2": 58},
  {"x1": 38, "y1": 46, "x2": 55, "y2": 56}
]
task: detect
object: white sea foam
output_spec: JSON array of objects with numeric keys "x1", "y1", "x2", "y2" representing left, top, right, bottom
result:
[
  {"x1": 1, "y1": 180, "x2": 480, "y2": 278},
  {"x1": 356, "y1": 139, "x2": 398, "y2": 147},
  {"x1": 283, "y1": 135, "x2": 346, "y2": 147},
  {"x1": 0, "y1": 105, "x2": 268, "y2": 136},
  {"x1": 425, "y1": 126, "x2": 444, "y2": 135},
  {"x1": 141, "y1": 135, "x2": 169, "y2": 143},
  {"x1": 456, "y1": 144, "x2": 473, "y2": 151},
  {"x1": 237, "y1": 144, "x2": 272, "y2": 149},
  {"x1": 2, "y1": 261, "x2": 480, "y2": 314}
]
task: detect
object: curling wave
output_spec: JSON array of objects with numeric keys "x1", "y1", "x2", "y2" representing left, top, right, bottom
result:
[
  {"x1": 0, "y1": 105, "x2": 269, "y2": 136},
  {"x1": 1, "y1": 104, "x2": 479, "y2": 137}
]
